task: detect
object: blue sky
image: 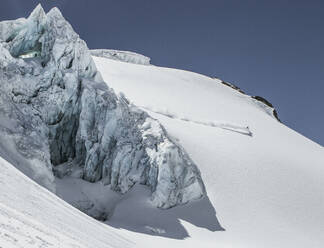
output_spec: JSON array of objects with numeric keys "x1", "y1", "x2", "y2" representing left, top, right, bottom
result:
[{"x1": 1, "y1": 0, "x2": 323, "y2": 146}]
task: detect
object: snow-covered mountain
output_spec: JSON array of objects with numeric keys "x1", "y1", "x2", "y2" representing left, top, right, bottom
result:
[
  {"x1": 92, "y1": 55, "x2": 324, "y2": 248},
  {"x1": 1, "y1": 5, "x2": 324, "y2": 248}
]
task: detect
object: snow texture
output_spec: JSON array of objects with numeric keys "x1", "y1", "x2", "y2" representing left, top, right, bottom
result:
[
  {"x1": 93, "y1": 55, "x2": 324, "y2": 248},
  {"x1": 91, "y1": 49, "x2": 151, "y2": 65},
  {"x1": 0, "y1": 5, "x2": 205, "y2": 209},
  {"x1": 0, "y1": 156, "x2": 133, "y2": 248},
  {"x1": 139, "y1": 105, "x2": 252, "y2": 136}
]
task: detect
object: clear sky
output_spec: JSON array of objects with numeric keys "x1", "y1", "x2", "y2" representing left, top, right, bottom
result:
[{"x1": 1, "y1": 0, "x2": 323, "y2": 146}]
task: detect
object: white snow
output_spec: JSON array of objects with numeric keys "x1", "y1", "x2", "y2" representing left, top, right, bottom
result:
[
  {"x1": 0, "y1": 48, "x2": 323, "y2": 248},
  {"x1": 0, "y1": 157, "x2": 133, "y2": 248},
  {"x1": 0, "y1": 49, "x2": 323, "y2": 248},
  {"x1": 92, "y1": 56, "x2": 324, "y2": 248},
  {"x1": 0, "y1": 5, "x2": 323, "y2": 247},
  {"x1": 139, "y1": 105, "x2": 252, "y2": 136}
]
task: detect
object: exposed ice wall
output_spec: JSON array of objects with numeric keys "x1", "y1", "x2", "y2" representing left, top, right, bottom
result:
[
  {"x1": 91, "y1": 49, "x2": 151, "y2": 65},
  {"x1": 0, "y1": 5, "x2": 205, "y2": 208}
]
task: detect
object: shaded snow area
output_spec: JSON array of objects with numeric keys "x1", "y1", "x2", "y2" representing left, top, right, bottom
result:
[
  {"x1": 91, "y1": 49, "x2": 151, "y2": 65},
  {"x1": 0, "y1": 157, "x2": 133, "y2": 248},
  {"x1": 1, "y1": 4, "x2": 324, "y2": 248}
]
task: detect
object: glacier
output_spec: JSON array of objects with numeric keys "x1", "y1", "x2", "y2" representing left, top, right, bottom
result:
[
  {"x1": 1, "y1": 4, "x2": 324, "y2": 248},
  {"x1": 0, "y1": 5, "x2": 205, "y2": 210},
  {"x1": 93, "y1": 51, "x2": 324, "y2": 247}
]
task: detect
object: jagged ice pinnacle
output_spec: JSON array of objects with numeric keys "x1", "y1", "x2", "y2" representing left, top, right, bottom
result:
[{"x1": 0, "y1": 4, "x2": 206, "y2": 209}]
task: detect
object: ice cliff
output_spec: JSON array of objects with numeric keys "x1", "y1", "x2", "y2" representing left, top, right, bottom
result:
[
  {"x1": 0, "y1": 5, "x2": 205, "y2": 209},
  {"x1": 91, "y1": 49, "x2": 151, "y2": 65}
]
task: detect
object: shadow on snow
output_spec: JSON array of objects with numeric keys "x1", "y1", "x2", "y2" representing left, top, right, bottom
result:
[{"x1": 106, "y1": 185, "x2": 224, "y2": 240}]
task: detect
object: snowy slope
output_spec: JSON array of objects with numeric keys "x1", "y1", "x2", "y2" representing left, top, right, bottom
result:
[
  {"x1": 0, "y1": 156, "x2": 133, "y2": 248},
  {"x1": 0, "y1": 5, "x2": 205, "y2": 210},
  {"x1": 1, "y1": 4, "x2": 323, "y2": 248},
  {"x1": 0, "y1": 51, "x2": 322, "y2": 248},
  {"x1": 93, "y1": 56, "x2": 324, "y2": 248}
]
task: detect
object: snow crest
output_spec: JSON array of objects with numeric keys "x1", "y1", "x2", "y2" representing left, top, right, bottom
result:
[{"x1": 0, "y1": 5, "x2": 205, "y2": 209}]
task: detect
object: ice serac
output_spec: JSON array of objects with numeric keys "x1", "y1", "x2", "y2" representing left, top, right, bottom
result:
[
  {"x1": 91, "y1": 49, "x2": 151, "y2": 65},
  {"x1": 0, "y1": 5, "x2": 205, "y2": 208}
]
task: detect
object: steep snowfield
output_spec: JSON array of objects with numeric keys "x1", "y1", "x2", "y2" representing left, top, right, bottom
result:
[
  {"x1": 0, "y1": 157, "x2": 133, "y2": 248},
  {"x1": 0, "y1": 42, "x2": 323, "y2": 247},
  {"x1": 93, "y1": 56, "x2": 324, "y2": 248}
]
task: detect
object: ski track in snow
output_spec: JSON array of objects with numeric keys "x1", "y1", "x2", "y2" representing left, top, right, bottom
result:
[{"x1": 140, "y1": 106, "x2": 253, "y2": 136}]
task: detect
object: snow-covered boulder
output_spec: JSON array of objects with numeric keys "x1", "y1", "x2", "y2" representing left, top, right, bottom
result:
[
  {"x1": 91, "y1": 49, "x2": 151, "y2": 65},
  {"x1": 0, "y1": 5, "x2": 205, "y2": 208}
]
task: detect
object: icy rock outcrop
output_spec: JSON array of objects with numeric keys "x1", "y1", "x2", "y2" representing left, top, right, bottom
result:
[
  {"x1": 252, "y1": 96, "x2": 280, "y2": 122},
  {"x1": 0, "y1": 5, "x2": 205, "y2": 208},
  {"x1": 219, "y1": 80, "x2": 280, "y2": 122},
  {"x1": 91, "y1": 49, "x2": 151, "y2": 65}
]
